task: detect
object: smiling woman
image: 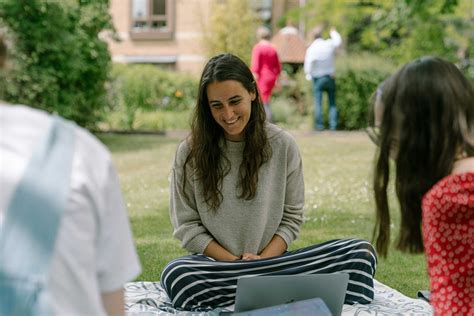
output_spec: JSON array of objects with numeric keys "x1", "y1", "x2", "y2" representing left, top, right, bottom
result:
[
  {"x1": 160, "y1": 53, "x2": 378, "y2": 311},
  {"x1": 207, "y1": 80, "x2": 255, "y2": 141}
]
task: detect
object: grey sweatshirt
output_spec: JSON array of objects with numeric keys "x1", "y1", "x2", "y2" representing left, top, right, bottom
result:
[{"x1": 169, "y1": 123, "x2": 304, "y2": 257}]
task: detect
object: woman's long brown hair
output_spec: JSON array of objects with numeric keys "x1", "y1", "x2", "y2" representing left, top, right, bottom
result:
[
  {"x1": 183, "y1": 53, "x2": 271, "y2": 211},
  {"x1": 373, "y1": 56, "x2": 474, "y2": 257}
]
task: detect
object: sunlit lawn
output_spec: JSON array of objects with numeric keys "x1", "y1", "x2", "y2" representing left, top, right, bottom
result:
[{"x1": 98, "y1": 130, "x2": 429, "y2": 298}]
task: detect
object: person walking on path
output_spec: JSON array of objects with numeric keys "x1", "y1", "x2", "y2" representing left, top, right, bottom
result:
[
  {"x1": 251, "y1": 26, "x2": 282, "y2": 122},
  {"x1": 160, "y1": 53, "x2": 377, "y2": 311},
  {"x1": 304, "y1": 24, "x2": 342, "y2": 131}
]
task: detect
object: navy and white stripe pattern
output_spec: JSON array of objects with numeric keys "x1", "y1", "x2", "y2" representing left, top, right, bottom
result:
[{"x1": 161, "y1": 238, "x2": 377, "y2": 310}]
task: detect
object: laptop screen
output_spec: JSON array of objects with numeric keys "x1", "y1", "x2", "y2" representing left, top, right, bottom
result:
[
  {"x1": 233, "y1": 273, "x2": 349, "y2": 315},
  {"x1": 232, "y1": 297, "x2": 332, "y2": 316}
]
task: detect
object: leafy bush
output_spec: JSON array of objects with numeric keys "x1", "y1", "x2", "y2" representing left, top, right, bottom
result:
[
  {"x1": 111, "y1": 65, "x2": 160, "y2": 129},
  {"x1": 335, "y1": 54, "x2": 396, "y2": 130},
  {"x1": 274, "y1": 68, "x2": 311, "y2": 116},
  {"x1": 278, "y1": 54, "x2": 395, "y2": 130},
  {"x1": 202, "y1": 0, "x2": 257, "y2": 64},
  {"x1": 271, "y1": 97, "x2": 296, "y2": 124},
  {"x1": 271, "y1": 96, "x2": 311, "y2": 130},
  {"x1": 107, "y1": 64, "x2": 198, "y2": 130},
  {"x1": 133, "y1": 110, "x2": 192, "y2": 130},
  {"x1": 106, "y1": 55, "x2": 394, "y2": 132},
  {"x1": 287, "y1": 0, "x2": 472, "y2": 70},
  {"x1": 336, "y1": 69, "x2": 385, "y2": 130},
  {"x1": 0, "y1": 0, "x2": 113, "y2": 128}
]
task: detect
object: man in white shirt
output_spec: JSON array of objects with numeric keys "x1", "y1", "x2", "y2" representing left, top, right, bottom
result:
[
  {"x1": 304, "y1": 25, "x2": 342, "y2": 131},
  {"x1": 0, "y1": 33, "x2": 141, "y2": 315}
]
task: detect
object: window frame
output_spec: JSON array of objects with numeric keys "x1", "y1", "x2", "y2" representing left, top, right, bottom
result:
[{"x1": 129, "y1": 0, "x2": 175, "y2": 40}]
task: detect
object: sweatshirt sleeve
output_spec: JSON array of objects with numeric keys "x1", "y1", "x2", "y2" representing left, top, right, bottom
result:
[
  {"x1": 169, "y1": 142, "x2": 213, "y2": 254},
  {"x1": 275, "y1": 136, "x2": 304, "y2": 246}
]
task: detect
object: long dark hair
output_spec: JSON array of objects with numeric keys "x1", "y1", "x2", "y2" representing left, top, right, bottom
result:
[
  {"x1": 372, "y1": 56, "x2": 474, "y2": 257},
  {"x1": 183, "y1": 53, "x2": 271, "y2": 210}
]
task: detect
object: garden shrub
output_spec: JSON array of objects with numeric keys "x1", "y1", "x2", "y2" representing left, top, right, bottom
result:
[
  {"x1": 271, "y1": 96, "x2": 296, "y2": 124},
  {"x1": 274, "y1": 68, "x2": 310, "y2": 116},
  {"x1": 108, "y1": 64, "x2": 198, "y2": 130},
  {"x1": 107, "y1": 56, "x2": 394, "y2": 132},
  {"x1": 335, "y1": 69, "x2": 386, "y2": 129},
  {"x1": 274, "y1": 54, "x2": 395, "y2": 130},
  {"x1": 0, "y1": 0, "x2": 113, "y2": 128},
  {"x1": 203, "y1": 0, "x2": 257, "y2": 65},
  {"x1": 335, "y1": 54, "x2": 395, "y2": 130},
  {"x1": 133, "y1": 110, "x2": 192, "y2": 131}
]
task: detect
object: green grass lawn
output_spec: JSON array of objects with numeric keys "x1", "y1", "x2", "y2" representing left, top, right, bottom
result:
[{"x1": 98, "y1": 130, "x2": 429, "y2": 298}]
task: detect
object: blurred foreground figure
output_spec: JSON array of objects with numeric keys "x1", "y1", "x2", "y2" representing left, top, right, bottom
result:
[
  {"x1": 0, "y1": 33, "x2": 140, "y2": 315},
  {"x1": 369, "y1": 56, "x2": 474, "y2": 315}
]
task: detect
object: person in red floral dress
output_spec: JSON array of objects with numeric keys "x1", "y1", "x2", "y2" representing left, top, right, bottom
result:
[{"x1": 367, "y1": 56, "x2": 473, "y2": 315}]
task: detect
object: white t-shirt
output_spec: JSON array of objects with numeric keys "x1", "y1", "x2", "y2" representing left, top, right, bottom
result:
[
  {"x1": 304, "y1": 30, "x2": 342, "y2": 78},
  {"x1": 0, "y1": 104, "x2": 141, "y2": 315}
]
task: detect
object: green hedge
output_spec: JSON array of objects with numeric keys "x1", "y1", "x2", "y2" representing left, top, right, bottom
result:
[
  {"x1": 107, "y1": 64, "x2": 198, "y2": 130},
  {"x1": 274, "y1": 54, "x2": 396, "y2": 130},
  {"x1": 336, "y1": 54, "x2": 395, "y2": 130},
  {"x1": 0, "y1": 0, "x2": 113, "y2": 128},
  {"x1": 105, "y1": 54, "x2": 395, "y2": 131}
]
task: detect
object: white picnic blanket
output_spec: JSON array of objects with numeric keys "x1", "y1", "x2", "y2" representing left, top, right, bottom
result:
[{"x1": 125, "y1": 279, "x2": 433, "y2": 315}]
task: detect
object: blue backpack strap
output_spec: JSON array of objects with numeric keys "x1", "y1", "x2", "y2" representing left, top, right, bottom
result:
[{"x1": 0, "y1": 115, "x2": 76, "y2": 315}]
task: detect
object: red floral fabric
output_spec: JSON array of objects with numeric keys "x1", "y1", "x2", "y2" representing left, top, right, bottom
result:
[{"x1": 422, "y1": 172, "x2": 474, "y2": 315}]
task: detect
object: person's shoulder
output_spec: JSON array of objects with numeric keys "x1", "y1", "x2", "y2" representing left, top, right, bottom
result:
[
  {"x1": 2, "y1": 104, "x2": 112, "y2": 166},
  {"x1": 451, "y1": 157, "x2": 474, "y2": 175},
  {"x1": 253, "y1": 41, "x2": 265, "y2": 50},
  {"x1": 266, "y1": 124, "x2": 301, "y2": 166},
  {"x1": 2, "y1": 103, "x2": 52, "y2": 125},
  {"x1": 425, "y1": 170, "x2": 474, "y2": 200},
  {"x1": 174, "y1": 137, "x2": 192, "y2": 164},
  {"x1": 3, "y1": 104, "x2": 108, "y2": 150},
  {"x1": 266, "y1": 122, "x2": 283, "y2": 137},
  {"x1": 266, "y1": 123, "x2": 297, "y2": 145},
  {"x1": 306, "y1": 40, "x2": 320, "y2": 51},
  {"x1": 73, "y1": 123, "x2": 111, "y2": 160},
  {"x1": 2, "y1": 105, "x2": 63, "y2": 145},
  {"x1": 176, "y1": 137, "x2": 191, "y2": 153}
]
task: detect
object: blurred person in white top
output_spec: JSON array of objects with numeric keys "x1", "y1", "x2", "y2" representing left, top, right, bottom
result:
[
  {"x1": 0, "y1": 33, "x2": 141, "y2": 315},
  {"x1": 304, "y1": 24, "x2": 342, "y2": 131}
]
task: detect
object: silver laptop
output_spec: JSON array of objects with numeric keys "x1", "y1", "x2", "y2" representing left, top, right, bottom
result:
[{"x1": 232, "y1": 273, "x2": 349, "y2": 316}]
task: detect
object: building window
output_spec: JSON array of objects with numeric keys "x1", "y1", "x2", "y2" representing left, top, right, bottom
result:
[{"x1": 130, "y1": 0, "x2": 174, "y2": 40}]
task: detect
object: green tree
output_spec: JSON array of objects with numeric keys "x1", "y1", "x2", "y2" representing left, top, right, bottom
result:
[
  {"x1": 290, "y1": 0, "x2": 471, "y2": 65},
  {"x1": 356, "y1": 0, "x2": 464, "y2": 62},
  {"x1": 0, "y1": 0, "x2": 114, "y2": 128},
  {"x1": 202, "y1": 0, "x2": 258, "y2": 65}
]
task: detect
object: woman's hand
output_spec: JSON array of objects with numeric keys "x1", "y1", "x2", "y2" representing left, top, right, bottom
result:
[
  {"x1": 204, "y1": 240, "x2": 240, "y2": 261},
  {"x1": 259, "y1": 235, "x2": 287, "y2": 258},
  {"x1": 241, "y1": 253, "x2": 261, "y2": 261}
]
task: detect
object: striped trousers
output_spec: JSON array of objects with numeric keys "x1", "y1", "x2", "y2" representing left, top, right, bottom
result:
[{"x1": 161, "y1": 238, "x2": 377, "y2": 311}]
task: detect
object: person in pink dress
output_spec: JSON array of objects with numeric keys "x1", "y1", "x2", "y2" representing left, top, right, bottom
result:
[
  {"x1": 367, "y1": 56, "x2": 473, "y2": 315},
  {"x1": 251, "y1": 26, "x2": 282, "y2": 122}
]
